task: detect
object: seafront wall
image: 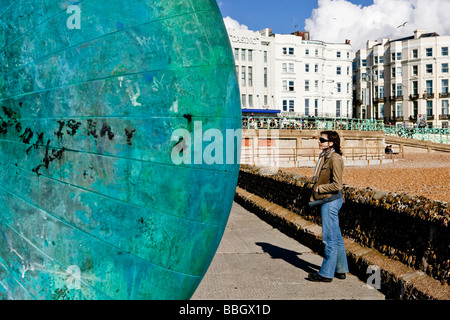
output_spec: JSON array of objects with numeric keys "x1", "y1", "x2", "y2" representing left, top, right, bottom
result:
[{"x1": 236, "y1": 165, "x2": 450, "y2": 299}]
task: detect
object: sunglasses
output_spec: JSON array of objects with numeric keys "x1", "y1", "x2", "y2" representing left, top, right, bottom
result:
[{"x1": 319, "y1": 137, "x2": 330, "y2": 143}]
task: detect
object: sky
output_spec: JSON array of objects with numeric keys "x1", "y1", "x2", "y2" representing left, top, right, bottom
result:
[{"x1": 218, "y1": 0, "x2": 450, "y2": 50}]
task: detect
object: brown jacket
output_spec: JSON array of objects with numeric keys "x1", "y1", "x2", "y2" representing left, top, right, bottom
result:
[{"x1": 310, "y1": 152, "x2": 344, "y2": 201}]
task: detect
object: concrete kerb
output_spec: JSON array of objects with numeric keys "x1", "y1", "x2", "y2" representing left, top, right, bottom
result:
[{"x1": 234, "y1": 187, "x2": 450, "y2": 300}]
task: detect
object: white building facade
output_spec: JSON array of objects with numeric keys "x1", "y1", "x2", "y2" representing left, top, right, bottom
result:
[
  {"x1": 353, "y1": 30, "x2": 450, "y2": 128},
  {"x1": 227, "y1": 28, "x2": 353, "y2": 118}
]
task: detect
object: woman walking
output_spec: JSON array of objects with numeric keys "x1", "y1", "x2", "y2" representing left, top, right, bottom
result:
[{"x1": 307, "y1": 131, "x2": 348, "y2": 282}]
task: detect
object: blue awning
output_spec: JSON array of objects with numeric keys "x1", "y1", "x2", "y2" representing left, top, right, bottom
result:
[{"x1": 242, "y1": 109, "x2": 281, "y2": 114}]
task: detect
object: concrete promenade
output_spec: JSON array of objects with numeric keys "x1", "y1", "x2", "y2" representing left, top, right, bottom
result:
[{"x1": 192, "y1": 202, "x2": 385, "y2": 300}]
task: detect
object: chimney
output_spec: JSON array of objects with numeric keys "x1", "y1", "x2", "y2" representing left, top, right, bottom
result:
[
  {"x1": 260, "y1": 28, "x2": 273, "y2": 37},
  {"x1": 414, "y1": 29, "x2": 427, "y2": 39},
  {"x1": 291, "y1": 31, "x2": 310, "y2": 40}
]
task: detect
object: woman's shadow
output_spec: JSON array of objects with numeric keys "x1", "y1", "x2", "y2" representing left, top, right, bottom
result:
[{"x1": 255, "y1": 242, "x2": 320, "y2": 274}]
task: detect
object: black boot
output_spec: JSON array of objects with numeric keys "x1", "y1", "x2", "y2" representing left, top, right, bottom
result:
[
  {"x1": 335, "y1": 272, "x2": 346, "y2": 280},
  {"x1": 307, "y1": 272, "x2": 332, "y2": 282}
]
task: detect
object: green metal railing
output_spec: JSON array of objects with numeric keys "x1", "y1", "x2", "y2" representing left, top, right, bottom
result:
[
  {"x1": 384, "y1": 126, "x2": 450, "y2": 144},
  {"x1": 241, "y1": 116, "x2": 385, "y2": 131},
  {"x1": 241, "y1": 116, "x2": 450, "y2": 144}
]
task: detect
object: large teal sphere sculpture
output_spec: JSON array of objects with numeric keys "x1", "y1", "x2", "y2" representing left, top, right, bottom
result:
[{"x1": 0, "y1": 0, "x2": 241, "y2": 299}]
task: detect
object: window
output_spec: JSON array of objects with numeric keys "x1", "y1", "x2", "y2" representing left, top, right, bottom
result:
[
  {"x1": 412, "y1": 81, "x2": 418, "y2": 95},
  {"x1": 282, "y1": 63, "x2": 287, "y2": 73},
  {"x1": 442, "y1": 100, "x2": 449, "y2": 115},
  {"x1": 305, "y1": 48, "x2": 309, "y2": 56},
  {"x1": 289, "y1": 47, "x2": 294, "y2": 55},
  {"x1": 374, "y1": 56, "x2": 378, "y2": 64},
  {"x1": 282, "y1": 100, "x2": 287, "y2": 112},
  {"x1": 347, "y1": 66, "x2": 350, "y2": 75},
  {"x1": 391, "y1": 53, "x2": 395, "y2": 61},
  {"x1": 336, "y1": 100, "x2": 341, "y2": 117},
  {"x1": 248, "y1": 50, "x2": 253, "y2": 61},
  {"x1": 347, "y1": 52, "x2": 350, "y2": 59},
  {"x1": 380, "y1": 85, "x2": 385, "y2": 98},
  {"x1": 391, "y1": 67, "x2": 396, "y2": 78},
  {"x1": 264, "y1": 95, "x2": 267, "y2": 106},
  {"x1": 305, "y1": 64, "x2": 310, "y2": 72},
  {"x1": 315, "y1": 80, "x2": 319, "y2": 90},
  {"x1": 315, "y1": 99, "x2": 319, "y2": 116},
  {"x1": 379, "y1": 69, "x2": 384, "y2": 79},
  {"x1": 241, "y1": 94, "x2": 246, "y2": 107},
  {"x1": 362, "y1": 59, "x2": 367, "y2": 67},
  {"x1": 289, "y1": 63, "x2": 294, "y2": 73},
  {"x1": 305, "y1": 99, "x2": 310, "y2": 115},
  {"x1": 443, "y1": 47, "x2": 449, "y2": 56},
  {"x1": 264, "y1": 51, "x2": 267, "y2": 63},
  {"x1": 289, "y1": 81, "x2": 295, "y2": 92},
  {"x1": 264, "y1": 68, "x2": 267, "y2": 87},
  {"x1": 282, "y1": 80, "x2": 287, "y2": 91},
  {"x1": 234, "y1": 48, "x2": 239, "y2": 60},
  {"x1": 337, "y1": 83, "x2": 341, "y2": 93},
  {"x1": 248, "y1": 94, "x2": 253, "y2": 107},
  {"x1": 379, "y1": 56, "x2": 384, "y2": 63},
  {"x1": 397, "y1": 66, "x2": 402, "y2": 77},
  {"x1": 396, "y1": 102, "x2": 403, "y2": 117},
  {"x1": 396, "y1": 83, "x2": 402, "y2": 96},
  {"x1": 315, "y1": 49, "x2": 319, "y2": 56},
  {"x1": 412, "y1": 65, "x2": 418, "y2": 76},
  {"x1": 337, "y1": 51, "x2": 341, "y2": 58},
  {"x1": 426, "y1": 64, "x2": 433, "y2": 74},
  {"x1": 347, "y1": 83, "x2": 350, "y2": 93},
  {"x1": 426, "y1": 48, "x2": 433, "y2": 57},
  {"x1": 248, "y1": 67, "x2": 253, "y2": 87},
  {"x1": 412, "y1": 49, "x2": 418, "y2": 58},
  {"x1": 442, "y1": 63, "x2": 449, "y2": 73},
  {"x1": 426, "y1": 100, "x2": 433, "y2": 116},
  {"x1": 241, "y1": 49, "x2": 246, "y2": 61},
  {"x1": 397, "y1": 52, "x2": 402, "y2": 60},
  {"x1": 289, "y1": 100, "x2": 294, "y2": 112},
  {"x1": 283, "y1": 47, "x2": 287, "y2": 55},
  {"x1": 336, "y1": 66, "x2": 341, "y2": 75},
  {"x1": 315, "y1": 64, "x2": 319, "y2": 72},
  {"x1": 442, "y1": 79, "x2": 449, "y2": 93},
  {"x1": 305, "y1": 80, "x2": 310, "y2": 91},
  {"x1": 241, "y1": 66, "x2": 246, "y2": 86},
  {"x1": 426, "y1": 80, "x2": 433, "y2": 94}
]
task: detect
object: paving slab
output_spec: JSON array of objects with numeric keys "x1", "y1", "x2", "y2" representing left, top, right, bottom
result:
[{"x1": 192, "y1": 202, "x2": 385, "y2": 300}]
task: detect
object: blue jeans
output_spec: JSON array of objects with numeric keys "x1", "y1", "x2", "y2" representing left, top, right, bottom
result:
[{"x1": 318, "y1": 197, "x2": 349, "y2": 279}]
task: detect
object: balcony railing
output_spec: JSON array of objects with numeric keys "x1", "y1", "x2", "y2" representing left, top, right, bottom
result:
[
  {"x1": 373, "y1": 97, "x2": 387, "y2": 103},
  {"x1": 439, "y1": 92, "x2": 450, "y2": 98},
  {"x1": 409, "y1": 94, "x2": 420, "y2": 100},
  {"x1": 389, "y1": 95, "x2": 403, "y2": 101},
  {"x1": 423, "y1": 93, "x2": 435, "y2": 99},
  {"x1": 439, "y1": 114, "x2": 450, "y2": 120}
]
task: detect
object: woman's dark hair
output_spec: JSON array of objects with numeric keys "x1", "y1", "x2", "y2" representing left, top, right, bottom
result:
[{"x1": 321, "y1": 130, "x2": 342, "y2": 155}]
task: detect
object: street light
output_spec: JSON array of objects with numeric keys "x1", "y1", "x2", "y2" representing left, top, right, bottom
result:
[{"x1": 363, "y1": 66, "x2": 377, "y2": 120}]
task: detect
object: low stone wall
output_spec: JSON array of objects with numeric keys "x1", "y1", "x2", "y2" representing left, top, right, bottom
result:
[{"x1": 237, "y1": 165, "x2": 450, "y2": 286}]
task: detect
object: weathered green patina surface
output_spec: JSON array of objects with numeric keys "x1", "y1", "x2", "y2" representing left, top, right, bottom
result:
[{"x1": 0, "y1": 0, "x2": 241, "y2": 299}]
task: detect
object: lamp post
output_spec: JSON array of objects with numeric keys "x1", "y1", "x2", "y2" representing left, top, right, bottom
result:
[{"x1": 364, "y1": 66, "x2": 377, "y2": 120}]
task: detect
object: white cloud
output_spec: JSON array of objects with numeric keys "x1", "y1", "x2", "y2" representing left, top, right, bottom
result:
[
  {"x1": 304, "y1": 0, "x2": 450, "y2": 50},
  {"x1": 223, "y1": 16, "x2": 249, "y2": 30}
]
